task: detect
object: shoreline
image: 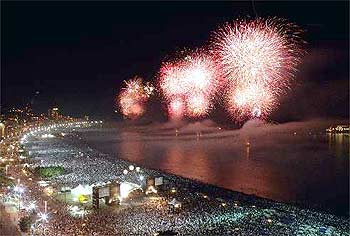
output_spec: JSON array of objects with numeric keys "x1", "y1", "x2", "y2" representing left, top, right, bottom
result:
[
  {"x1": 28, "y1": 123, "x2": 348, "y2": 218},
  {"x1": 26, "y1": 124, "x2": 349, "y2": 220},
  {"x1": 77, "y1": 124, "x2": 349, "y2": 218},
  {"x1": 73, "y1": 130, "x2": 349, "y2": 219},
  {"x1": 6, "y1": 121, "x2": 349, "y2": 235}
]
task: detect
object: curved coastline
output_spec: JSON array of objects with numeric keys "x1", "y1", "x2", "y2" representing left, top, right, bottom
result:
[
  {"x1": 9, "y1": 121, "x2": 349, "y2": 235},
  {"x1": 79, "y1": 120, "x2": 349, "y2": 217}
]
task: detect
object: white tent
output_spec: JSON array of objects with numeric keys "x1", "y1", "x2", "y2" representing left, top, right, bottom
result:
[{"x1": 71, "y1": 184, "x2": 92, "y2": 198}]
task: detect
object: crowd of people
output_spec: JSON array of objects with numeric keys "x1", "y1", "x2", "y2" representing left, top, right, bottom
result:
[{"x1": 1, "y1": 123, "x2": 349, "y2": 235}]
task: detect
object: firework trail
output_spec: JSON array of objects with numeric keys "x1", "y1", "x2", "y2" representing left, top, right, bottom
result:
[
  {"x1": 158, "y1": 52, "x2": 220, "y2": 119},
  {"x1": 212, "y1": 17, "x2": 304, "y2": 121},
  {"x1": 118, "y1": 76, "x2": 154, "y2": 119}
]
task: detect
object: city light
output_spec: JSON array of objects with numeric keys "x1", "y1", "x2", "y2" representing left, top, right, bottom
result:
[
  {"x1": 26, "y1": 201, "x2": 37, "y2": 211},
  {"x1": 128, "y1": 165, "x2": 135, "y2": 171},
  {"x1": 38, "y1": 212, "x2": 49, "y2": 222},
  {"x1": 14, "y1": 185, "x2": 25, "y2": 194},
  {"x1": 0, "y1": 3, "x2": 348, "y2": 235}
]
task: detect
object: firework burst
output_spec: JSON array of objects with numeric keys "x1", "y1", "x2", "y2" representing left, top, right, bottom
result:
[
  {"x1": 226, "y1": 83, "x2": 276, "y2": 121},
  {"x1": 212, "y1": 17, "x2": 304, "y2": 122},
  {"x1": 158, "y1": 52, "x2": 220, "y2": 119},
  {"x1": 186, "y1": 94, "x2": 210, "y2": 118},
  {"x1": 168, "y1": 98, "x2": 186, "y2": 119},
  {"x1": 117, "y1": 76, "x2": 154, "y2": 119}
]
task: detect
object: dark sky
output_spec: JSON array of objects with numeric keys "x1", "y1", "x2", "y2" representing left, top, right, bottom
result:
[{"x1": 1, "y1": 1, "x2": 349, "y2": 120}]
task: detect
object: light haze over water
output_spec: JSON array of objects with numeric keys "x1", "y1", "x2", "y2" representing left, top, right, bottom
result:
[{"x1": 80, "y1": 119, "x2": 349, "y2": 216}]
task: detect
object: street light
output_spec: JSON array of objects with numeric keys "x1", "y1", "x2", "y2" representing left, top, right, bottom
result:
[
  {"x1": 128, "y1": 165, "x2": 135, "y2": 171},
  {"x1": 38, "y1": 212, "x2": 48, "y2": 222},
  {"x1": 27, "y1": 201, "x2": 37, "y2": 212}
]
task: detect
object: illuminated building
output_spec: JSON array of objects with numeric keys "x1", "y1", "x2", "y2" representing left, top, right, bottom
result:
[
  {"x1": 48, "y1": 107, "x2": 60, "y2": 120},
  {"x1": 0, "y1": 122, "x2": 5, "y2": 138},
  {"x1": 326, "y1": 125, "x2": 350, "y2": 134}
]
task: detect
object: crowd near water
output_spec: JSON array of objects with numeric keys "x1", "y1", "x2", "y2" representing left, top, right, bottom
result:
[{"x1": 2, "y1": 123, "x2": 349, "y2": 235}]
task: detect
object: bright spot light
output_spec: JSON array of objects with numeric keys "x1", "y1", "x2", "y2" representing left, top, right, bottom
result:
[
  {"x1": 41, "y1": 134, "x2": 55, "y2": 139},
  {"x1": 14, "y1": 186, "x2": 25, "y2": 194},
  {"x1": 145, "y1": 185, "x2": 157, "y2": 195},
  {"x1": 120, "y1": 182, "x2": 141, "y2": 199},
  {"x1": 128, "y1": 165, "x2": 135, "y2": 171},
  {"x1": 38, "y1": 212, "x2": 48, "y2": 222},
  {"x1": 27, "y1": 201, "x2": 37, "y2": 211}
]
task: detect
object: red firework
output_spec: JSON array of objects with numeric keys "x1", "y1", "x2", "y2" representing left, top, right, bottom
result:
[
  {"x1": 118, "y1": 76, "x2": 154, "y2": 119},
  {"x1": 158, "y1": 51, "x2": 220, "y2": 119},
  {"x1": 212, "y1": 17, "x2": 304, "y2": 122},
  {"x1": 169, "y1": 98, "x2": 186, "y2": 119}
]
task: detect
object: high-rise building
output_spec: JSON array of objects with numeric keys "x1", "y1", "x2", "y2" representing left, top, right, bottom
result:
[
  {"x1": 326, "y1": 125, "x2": 350, "y2": 133},
  {"x1": 0, "y1": 122, "x2": 5, "y2": 139},
  {"x1": 48, "y1": 107, "x2": 60, "y2": 120}
]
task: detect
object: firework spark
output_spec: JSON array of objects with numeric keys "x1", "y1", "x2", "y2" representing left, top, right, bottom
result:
[
  {"x1": 226, "y1": 83, "x2": 276, "y2": 121},
  {"x1": 169, "y1": 98, "x2": 186, "y2": 119},
  {"x1": 159, "y1": 52, "x2": 220, "y2": 119},
  {"x1": 212, "y1": 17, "x2": 304, "y2": 121},
  {"x1": 118, "y1": 76, "x2": 154, "y2": 119},
  {"x1": 186, "y1": 94, "x2": 210, "y2": 118}
]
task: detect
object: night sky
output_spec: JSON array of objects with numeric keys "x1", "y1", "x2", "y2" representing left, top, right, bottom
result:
[{"x1": 2, "y1": 1, "x2": 349, "y2": 121}]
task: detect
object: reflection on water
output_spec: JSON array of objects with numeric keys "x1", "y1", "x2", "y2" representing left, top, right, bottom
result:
[
  {"x1": 119, "y1": 132, "x2": 144, "y2": 162},
  {"x1": 161, "y1": 145, "x2": 212, "y2": 181},
  {"x1": 328, "y1": 133, "x2": 349, "y2": 158},
  {"x1": 245, "y1": 142, "x2": 250, "y2": 159},
  {"x1": 82, "y1": 126, "x2": 349, "y2": 216}
]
